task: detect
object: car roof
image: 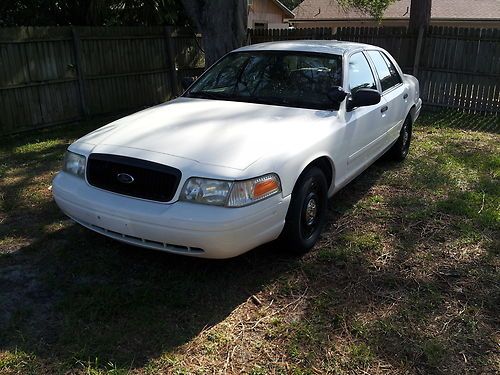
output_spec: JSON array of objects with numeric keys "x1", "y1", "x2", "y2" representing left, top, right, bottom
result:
[{"x1": 235, "y1": 40, "x2": 377, "y2": 56}]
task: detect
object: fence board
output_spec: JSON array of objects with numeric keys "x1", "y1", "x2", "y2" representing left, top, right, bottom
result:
[
  {"x1": 1, "y1": 26, "x2": 499, "y2": 134},
  {"x1": 0, "y1": 26, "x2": 204, "y2": 134}
]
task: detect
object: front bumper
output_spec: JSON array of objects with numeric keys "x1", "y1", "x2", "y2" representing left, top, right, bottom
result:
[{"x1": 52, "y1": 172, "x2": 290, "y2": 258}]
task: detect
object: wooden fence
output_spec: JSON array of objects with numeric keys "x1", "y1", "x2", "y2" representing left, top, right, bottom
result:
[
  {"x1": 0, "y1": 26, "x2": 204, "y2": 134},
  {"x1": 1, "y1": 26, "x2": 498, "y2": 134},
  {"x1": 249, "y1": 26, "x2": 500, "y2": 114}
]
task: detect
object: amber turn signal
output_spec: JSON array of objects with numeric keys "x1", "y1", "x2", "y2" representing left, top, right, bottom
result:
[{"x1": 253, "y1": 178, "x2": 280, "y2": 199}]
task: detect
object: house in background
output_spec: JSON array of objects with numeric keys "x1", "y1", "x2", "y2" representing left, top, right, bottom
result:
[
  {"x1": 290, "y1": 0, "x2": 500, "y2": 29},
  {"x1": 248, "y1": 0, "x2": 295, "y2": 29}
]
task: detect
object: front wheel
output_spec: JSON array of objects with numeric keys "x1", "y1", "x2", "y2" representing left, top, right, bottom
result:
[
  {"x1": 279, "y1": 167, "x2": 328, "y2": 255},
  {"x1": 388, "y1": 114, "x2": 412, "y2": 161}
]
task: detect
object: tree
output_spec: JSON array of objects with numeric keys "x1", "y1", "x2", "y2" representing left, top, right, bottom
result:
[
  {"x1": 338, "y1": 0, "x2": 433, "y2": 32},
  {"x1": 179, "y1": 0, "x2": 247, "y2": 67},
  {"x1": 409, "y1": 0, "x2": 432, "y2": 32},
  {"x1": 337, "y1": 0, "x2": 432, "y2": 31},
  {"x1": 0, "y1": 0, "x2": 190, "y2": 27},
  {"x1": 337, "y1": 0, "x2": 396, "y2": 19},
  {"x1": 178, "y1": 0, "x2": 397, "y2": 67}
]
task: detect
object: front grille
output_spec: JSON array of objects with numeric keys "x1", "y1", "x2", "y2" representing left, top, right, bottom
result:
[{"x1": 86, "y1": 153, "x2": 181, "y2": 202}]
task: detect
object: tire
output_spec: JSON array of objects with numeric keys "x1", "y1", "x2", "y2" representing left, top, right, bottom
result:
[
  {"x1": 279, "y1": 166, "x2": 328, "y2": 255},
  {"x1": 388, "y1": 114, "x2": 412, "y2": 161}
]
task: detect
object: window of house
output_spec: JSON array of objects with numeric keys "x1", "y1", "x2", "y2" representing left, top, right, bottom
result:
[
  {"x1": 367, "y1": 50, "x2": 402, "y2": 92},
  {"x1": 348, "y1": 52, "x2": 377, "y2": 94}
]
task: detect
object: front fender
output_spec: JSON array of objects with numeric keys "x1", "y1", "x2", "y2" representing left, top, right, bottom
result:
[{"x1": 246, "y1": 146, "x2": 337, "y2": 199}]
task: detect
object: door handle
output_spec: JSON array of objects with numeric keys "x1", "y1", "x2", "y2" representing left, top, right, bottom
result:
[
  {"x1": 381, "y1": 106, "x2": 388, "y2": 113},
  {"x1": 403, "y1": 93, "x2": 409, "y2": 99}
]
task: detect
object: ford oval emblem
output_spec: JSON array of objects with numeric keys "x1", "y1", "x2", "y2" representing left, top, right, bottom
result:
[{"x1": 116, "y1": 173, "x2": 135, "y2": 184}]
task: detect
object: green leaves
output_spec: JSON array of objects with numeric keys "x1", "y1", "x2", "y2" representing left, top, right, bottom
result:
[
  {"x1": 0, "y1": 0, "x2": 191, "y2": 27},
  {"x1": 338, "y1": 0, "x2": 397, "y2": 20}
]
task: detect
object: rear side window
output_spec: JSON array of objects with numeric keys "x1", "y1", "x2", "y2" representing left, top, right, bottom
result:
[
  {"x1": 348, "y1": 52, "x2": 377, "y2": 94},
  {"x1": 367, "y1": 51, "x2": 402, "y2": 92}
]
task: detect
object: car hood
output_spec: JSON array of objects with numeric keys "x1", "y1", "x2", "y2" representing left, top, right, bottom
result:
[{"x1": 77, "y1": 97, "x2": 337, "y2": 170}]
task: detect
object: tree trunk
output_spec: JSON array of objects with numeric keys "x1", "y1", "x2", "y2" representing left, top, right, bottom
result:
[
  {"x1": 409, "y1": 0, "x2": 432, "y2": 32},
  {"x1": 180, "y1": 0, "x2": 247, "y2": 68}
]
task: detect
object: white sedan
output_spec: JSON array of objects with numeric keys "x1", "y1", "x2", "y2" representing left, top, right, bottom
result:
[{"x1": 52, "y1": 40, "x2": 422, "y2": 259}]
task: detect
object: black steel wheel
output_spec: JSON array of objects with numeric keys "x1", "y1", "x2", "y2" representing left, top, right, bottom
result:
[
  {"x1": 279, "y1": 166, "x2": 328, "y2": 255},
  {"x1": 388, "y1": 114, "x2": 413, "y2": 161}
]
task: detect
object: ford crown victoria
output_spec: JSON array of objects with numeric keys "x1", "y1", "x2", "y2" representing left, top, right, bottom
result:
[{"x1": 52, "y1": 40, "x2": 422, "y2": 258}]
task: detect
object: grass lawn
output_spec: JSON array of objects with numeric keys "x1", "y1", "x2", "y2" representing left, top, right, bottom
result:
[{"x1": 0, "y1": 110, "x2": 498, "y2": 374}]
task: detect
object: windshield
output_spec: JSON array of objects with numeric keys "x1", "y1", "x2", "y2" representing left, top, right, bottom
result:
[{"x1": 184, "y1": 51, "x2": 343, "y2": 110}]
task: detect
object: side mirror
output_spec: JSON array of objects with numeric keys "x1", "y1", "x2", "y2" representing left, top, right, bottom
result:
[
  {"x1": 347, "y1": 88, "x2": 381, "y2": 111},
  {"x1": 327, "y1": 86, "x2": 348, "y2": 103},
  {"x1": 326, "y1": 86, "x2": 348, "y2": 110},
  {"x1": 181, "y1": 76, "x2": 196, "y2": 90}
]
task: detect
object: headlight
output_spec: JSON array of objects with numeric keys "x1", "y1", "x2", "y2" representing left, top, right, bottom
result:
[
  {"x1": 63, "y1": 151, "x2": 86, "y2": 178},
  {"x1": 180, "y1": 178, "x2": 232, "y2": 206},
  {"x1": 179, "y1": 174, "x2": 281, "y2": 207}
]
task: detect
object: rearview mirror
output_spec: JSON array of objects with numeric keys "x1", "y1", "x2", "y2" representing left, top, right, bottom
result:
[
  {"x1": 181, "y1": 76, "x2": 197, "y2": 90},
  {"x1": 347, "y1": 89, "x2": 381, "y2": 111}
]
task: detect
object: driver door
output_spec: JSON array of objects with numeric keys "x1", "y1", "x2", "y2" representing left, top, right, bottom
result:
[{"x1": 342, "y1": 51, "x2": 388, "y2": 182}]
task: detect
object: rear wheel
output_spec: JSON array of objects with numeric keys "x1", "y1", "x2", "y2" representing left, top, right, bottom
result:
[
  {"x1": 388, "y1": 114, "x2": 412, "y2": 161},
  {"x1": 279, "y1": 167, "x2": 328, "y2": 255}
]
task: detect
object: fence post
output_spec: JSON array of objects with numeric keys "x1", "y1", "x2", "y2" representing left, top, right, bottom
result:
[
  {"x1": 413, "y1": 26, "x2": 425, "y2": 76},
  {"x1": 164, "y1": 26, "x2": 179, "y2": 98},
  {"x1": 71, "y1": 27, "x2": 89, "y2": 118}
]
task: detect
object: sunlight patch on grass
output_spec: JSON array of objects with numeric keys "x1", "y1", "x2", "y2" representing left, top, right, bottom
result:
[
  {"x1": 74, "y1": 358, "x2": 129, "y2": 375},
  {"x1": 340, "y1": 232, "x2": 382, "y2": 253},
  {"x1": 0, "y1": 350, "x2": 42, "y2": 375},
  {"x1": 12, "y1": 139, "x2": 65, "y2": 155},
  {"x1": 41, "y1": 220, "x2": 74, "y2": 235},
  {"x1": 0, "y1": 236, "x2": 33, "y2": 255},
  {"x1": 348, "y1": 342, "x2": 374, "y2": 366},
  {"x1": 143, "y1": 353, "x2": 187, "y2": 375}
]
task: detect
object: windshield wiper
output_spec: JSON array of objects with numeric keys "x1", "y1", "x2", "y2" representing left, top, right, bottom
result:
[
  {"x1": 187, "y1": 91, "x2": 230, "y2": 100},
  {"x1": 188, "y1": 92, "x2": 298, "y2": 108},
  {"x1": 248, "y1": 96, "x2": 292, "y2": 107}
]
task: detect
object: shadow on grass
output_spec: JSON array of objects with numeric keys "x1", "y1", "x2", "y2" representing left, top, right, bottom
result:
[
  {"x1": 0, "y1": 108, "x2": 385, "y2": 372},
  {"x1": 0, "y1": 157, "x2": 388, "y2": 372},
  {"x1": 1, "y1": 225, "x2": 290, "y2": 363}
]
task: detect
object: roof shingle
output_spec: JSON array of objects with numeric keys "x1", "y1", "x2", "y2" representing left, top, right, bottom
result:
[{"x1": 292, "y1": 0, "x2": 500, "y2": 20}]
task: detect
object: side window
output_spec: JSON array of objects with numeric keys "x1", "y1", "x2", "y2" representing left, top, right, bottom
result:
[
  {"x1": 367, "y1": 51, "x2": 402, "y2": 92},
  {"x1": 348, "y1": 52, "x2": 377, "y2": 94}
]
